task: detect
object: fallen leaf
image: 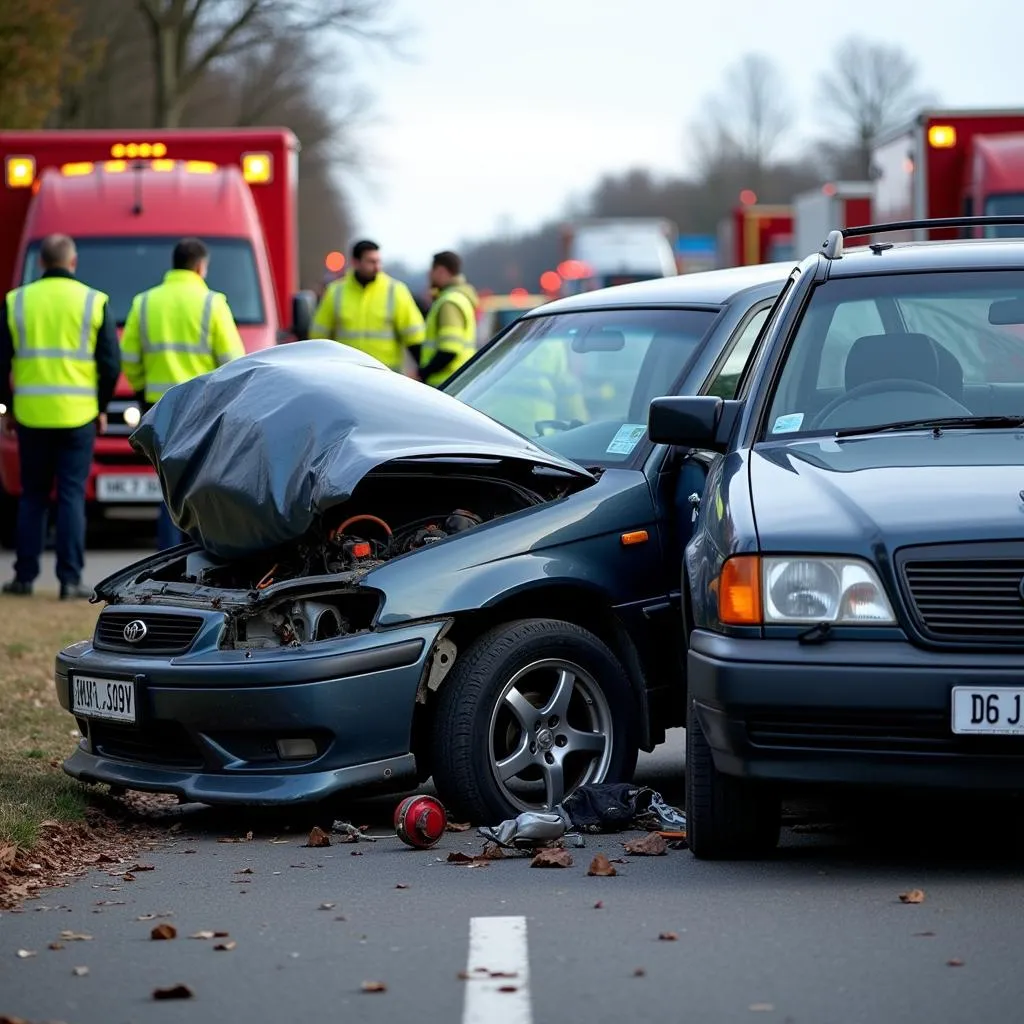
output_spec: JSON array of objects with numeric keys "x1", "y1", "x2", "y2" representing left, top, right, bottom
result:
[
  {"x1": 190, "y1": 930, "x2": 216, "y2": 940},
  {"x1": 750, "y1": 1004, "x2": 775, "y2": 1012},
  {"x1": 214, "y1": 941, "x2": 237, "y2": 951},
  {"x1": 489, "y1": 971, "x2": 518, "y2": 978},
  {"x1": 151, "y1": 924, "x2": 177, "y2": 940},
  {"x1": 130, "y1": 864, "x2": 156, "y2": 872},
  {"x1": 72, "y1": 966, "x2": 90, "y2": 977},
  {"x1": 947, "y1": 958, "x2": 965, "y2": 967},
  {"x1": 214, "y1": 931, "x2": 230, "y2": 937},
  {"x1": 123, "y1": 873, "x2": 137, "y2": 881},
  {"x1": 588, "y1": 854, "x2": 618, "y2": 877},
  {"x1": 594, "y1": 900, "x2": 604, "y2": 909},
  {"x1": 235, "y1": 867, "x2": 254, "y2": 875},
  {"x1": 59, "y1": 931, "x2": 93, "y2": 941},
  {"x1": 351, "y1": 850, "x2": 363, "y2": 857},
  {"x1": 361, "y1": 981, "x2": 387, "y2": 993},
  {"x1": 623, "y1": 833, "x2": 668, "y2": 856},
  {"x1": 446, "y1": 822, "x2": 472, "y2": 832},
  {"x1": 169, "y1": 822, "x2": 183, "y2": 833},
  {"x1": 899, "y1": 889, "x2": 926, "y2": 904},
  {"x1": 48, "y1": 942, "x2": 65, "y2": 951},
  {"x1": 447, "y1": 852, "x2": 475, "y2": 863},
  {"x1": 305, "y1": 826, "x2": 331, "y2": 848},
  {"x1": 152, "y1": 983, "x2": 194, "y2": 1000},
  {"x1": 530, "y1": 848, "x2": 573, "y2": 868},
  {"x1": 498, "y1": 985, "x2": 518, "y2": 993},
  {"x1": 480, "y1": 842, "x2": 505, "y2": 860},
  {"x1": 633, "y1": 967, "x2": 646, "y2": 977},
  {"x1": 457, "y1": 970, "x2": 471, "y2": 980},
  {"x1": 16, "y1": 949, "x2": 37, "y2": 958},
  {"x1": 319, "y1": 902, "x2": 336, "y2": 910},
  {"x1": 395, "y1": 883, "x2": 410, "y2": 889},
  {"x1": 658, "y1": 932, "x2": 678, "y2": 941}
]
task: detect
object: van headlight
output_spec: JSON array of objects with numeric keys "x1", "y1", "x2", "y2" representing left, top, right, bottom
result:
[{"x1": 763, "y1": 557, "x2": 895, "y2": 624}]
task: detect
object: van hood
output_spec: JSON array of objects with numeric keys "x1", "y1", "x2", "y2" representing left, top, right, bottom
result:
[
  {"x1": 130, "y1": 340, "x2": 594, "y2": 560},
  {"x1": 749, "y1": 430, "x2": 1024, "y2": 552}
]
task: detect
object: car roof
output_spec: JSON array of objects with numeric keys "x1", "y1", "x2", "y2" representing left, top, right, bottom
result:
[
  {"x1": 532, "y1": 261, "x2": 795, "y2": 314},
  {"x1": 826, "y1": 237, "x2": 1024, "y2": 277}
]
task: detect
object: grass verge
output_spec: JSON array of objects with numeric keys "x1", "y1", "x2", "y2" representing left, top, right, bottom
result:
[{"x1": 0, "y1": 594, "x2": 99, "y2": 850}]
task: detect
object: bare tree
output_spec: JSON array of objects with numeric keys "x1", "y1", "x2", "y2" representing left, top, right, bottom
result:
[
  {"x1": 134, "y1": 0, "x2": 396, "y2": 128},
  {"x1": 693, "y1": 53, "x2": 794, "y2": 190},
  {"x1": 818, "y1": 36, "x2": 932, "y2": 178}
]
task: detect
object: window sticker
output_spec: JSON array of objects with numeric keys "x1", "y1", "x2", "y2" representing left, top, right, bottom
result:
[
  {"x1": 772, "y1": 412, "x2": 804, "y2": 434},
  {"x1": 606, "y1": 423, "x2": 647, "y2": 455}
]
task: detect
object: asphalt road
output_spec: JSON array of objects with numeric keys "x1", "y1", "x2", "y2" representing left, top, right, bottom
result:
[{"x1": 5, "y1": 545, "x2": 1024, "y2": 1022}]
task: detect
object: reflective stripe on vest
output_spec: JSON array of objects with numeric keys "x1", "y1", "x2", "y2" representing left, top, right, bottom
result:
[
  {"x1": 330, "y1": 276, "x2": 402, "y2": 368},
  {"x1": 139, "y1": 291, "x2": 216, "y2": 356},
  {"x1": 421, "y1": 288, "x2": 476, "y2": 386},
  {"x1": 8, "y1": 279, "x2": 103, "y2": 428}
]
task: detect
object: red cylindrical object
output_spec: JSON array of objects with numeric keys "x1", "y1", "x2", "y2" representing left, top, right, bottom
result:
[{"x1": 394, "y1": 795, "x2": 447, "y2": 849}]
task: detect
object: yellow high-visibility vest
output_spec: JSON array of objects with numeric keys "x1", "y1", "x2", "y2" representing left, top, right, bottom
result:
[
  {"x1": 421, "y1": 287, "x2": 477, "y2": 387},
  {"x1": 6, "y1": 276, "x2": 106, "y2": 429},
  {"x1": 310, "y1": 271, "x2": 425, "y2": 371},
  {"x1": 120, "y1": 269, "x2": 245, "y2": 404}
]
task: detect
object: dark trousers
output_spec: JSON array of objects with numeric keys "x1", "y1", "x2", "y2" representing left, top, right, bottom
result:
[
  {"x1": 15, "y1": 421, "x2": 95, "y2": 586},
  {"x1": 157, "y1": 501, "x2": 187, "y2": 550}
]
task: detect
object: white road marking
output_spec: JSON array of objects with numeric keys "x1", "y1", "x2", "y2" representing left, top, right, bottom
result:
[{"x1": 462, "y1": 915, "x2": 532, "y2": 1024}]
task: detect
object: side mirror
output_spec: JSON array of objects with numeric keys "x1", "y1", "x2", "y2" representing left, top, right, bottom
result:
[
  {"x1": 648, "y1": 395, "x2": 742, "y2": 452},
  {"x1": 290, "y1": 290, "x2": 316, "y2": 341}
]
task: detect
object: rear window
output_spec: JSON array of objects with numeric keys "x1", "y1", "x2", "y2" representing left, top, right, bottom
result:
[{"x1": 21, "y1": 236, "x2": 265, "y2": 326}]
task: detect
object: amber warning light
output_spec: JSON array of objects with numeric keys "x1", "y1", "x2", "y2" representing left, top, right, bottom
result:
[{"x1": 5, "y1": 156, "x2": 35, "y2": 189}]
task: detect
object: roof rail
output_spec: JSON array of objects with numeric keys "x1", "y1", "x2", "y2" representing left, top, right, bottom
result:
[{"x1": 820, "y1": 215, "x2": 1024, "y2": 260}]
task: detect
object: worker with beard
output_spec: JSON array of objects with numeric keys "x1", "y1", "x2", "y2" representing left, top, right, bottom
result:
[
  {"x1": 413, "y1": 250, "x2": 480, "y2": 387},
  {"x1": 310, "y1": 239, "x2": 425, "y2": 372}
]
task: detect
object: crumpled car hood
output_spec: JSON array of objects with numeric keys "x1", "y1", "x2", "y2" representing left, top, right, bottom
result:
[{"x1": 130, "y1": 340, "x2": 595, "y2": 560}]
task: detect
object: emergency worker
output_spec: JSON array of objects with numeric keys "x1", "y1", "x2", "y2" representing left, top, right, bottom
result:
[
  {"x1": 0, "y1": 234, "x2": 121, "y2": 599},
  {"x1": 120, "y1": 237, "x2": 245, "y2": 549},
  {"x1": 310, "y1": 240, "x2": 425, "y2": 371},
  {"x1": 414, "y1": 251, "x2": 479, "y2": 387}
]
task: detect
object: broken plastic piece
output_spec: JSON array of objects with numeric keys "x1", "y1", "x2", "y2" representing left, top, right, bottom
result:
[{"x1": 477, "y1": 807, "x2": 572, "y2": 849}]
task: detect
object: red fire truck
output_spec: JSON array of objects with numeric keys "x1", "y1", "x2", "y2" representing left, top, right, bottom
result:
[
  {"x1": 872, "y1": 108, "x2": 1024, "y2": 240},
  {"x1": 716, "y1": 204, "x2": 794, "y2": 267},
  {"x1": 792, "y1": 181, "x2": 873, "y2": 257},
  {"x1": 0, "y1": 128, "x2": 312, "y2": 546}
]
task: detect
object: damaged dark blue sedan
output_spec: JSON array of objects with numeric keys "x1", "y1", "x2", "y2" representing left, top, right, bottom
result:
[{"x1": 54, "y1": 263, "x2": 789, "y2": 822}]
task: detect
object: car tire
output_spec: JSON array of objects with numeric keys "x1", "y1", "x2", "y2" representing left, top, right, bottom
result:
[
  {"x1": 686, "y1": 698, "x2": 781, "y2": 859},
  {"x1": 431, "y1": 618, "x2": 639, "y2": 824}
]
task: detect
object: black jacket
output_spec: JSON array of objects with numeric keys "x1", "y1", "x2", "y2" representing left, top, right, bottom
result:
[{"x1": 0, "y1": 268, "x2": 121, "y2": 417}]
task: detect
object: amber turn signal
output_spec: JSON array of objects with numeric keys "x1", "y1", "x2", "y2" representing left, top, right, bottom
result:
[
  {"x1": 717, "y1": 556, "x2": 762, "y2": 625},
  {"x1": 620, "y1": 530, "x2": 649, "y2": 546}
]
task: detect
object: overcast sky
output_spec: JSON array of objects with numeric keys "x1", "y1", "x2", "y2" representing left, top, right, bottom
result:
[{"x1": 342, "y1": 0, "x2": 1023, "y2": 268}]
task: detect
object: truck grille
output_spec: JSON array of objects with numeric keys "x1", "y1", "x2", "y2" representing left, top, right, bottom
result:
[
  {"x1": 103, "y1": 398, "x2": 143, "y2": 437},
  {"x1": 94, "y1": 611, "x2": 205, "y2": 655},
  {"x1": 901, "y1": 558, "x2": 1024, "y2": 643}
]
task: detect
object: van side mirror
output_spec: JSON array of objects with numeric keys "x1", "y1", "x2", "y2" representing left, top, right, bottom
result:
[
  {"x1": 648, "y1": 395, "x2": 742, "y2": 452},
  {"x1": 290, "y1": 290, "x2": 316, "y2": 341}
]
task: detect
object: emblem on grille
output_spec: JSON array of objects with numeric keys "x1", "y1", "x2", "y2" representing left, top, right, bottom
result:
[{"x1": 123, "y1": 619, "x2": 148, "y2": 643}]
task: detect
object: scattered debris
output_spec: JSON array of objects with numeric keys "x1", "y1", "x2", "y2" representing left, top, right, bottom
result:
[
  {"x1": 563, "y1": 783, "x2": 687, "y2": 834},
  {"x1": 58, "y1": 930, "x2": 93, "y2": 941},
  {"x1": 129, "y1": 863, "x2": 156, "y2": 872},
  {"x1": 319, "y1": 902, "x2": 336, "y2": 910},
  {"x1": 914, "y1": 931, "x2": 936, "y2": 937},
  {"x1": 152, "y1": 983, "x2": 195, "y2": 1000},
  {"x1": 235, "y1": 867, "x2": 255, "y2": 875},
  {"x1": 658, "y1": 932, "x2": 678, "y2": 942},
  {"x1": 587, "y1": 854, "x2": 618, "y2": 877},
  {"x1": 633, "y1": 967, "x2": 646, "y2": 977},
  {"x1": 151, "y1": 924, "x2": 177, "y2": 940},
  {"x1": 16, "y1": 949, "x2": 37, "y2": 958},
  {"x1": 498, "y1": 985, "x2": 519, "y2": 993},
  {"x1": 217, "y1": 832, "x2": 254, "y2": 844},
  {"x1": 446, "y1": 821, "x2": 472, "y2": 832},
  {"x1": 48, "y1": 942, "x2": 64, "y2": 951},
  {"x1": 749, "y1": 1004, "x2": 775, "y2": 1012},
  {"x1": 947, "y1": 958, "x2": 965, "y2": 967},
  {"x1": 332, "y1": 821, "x2": 377, "y2": 843},
  {"x1": 899, "y1": 889, "x2": 926, "y2": 904},
  {"x1": 73, "y1": 966, "x2": 90, "y2": 977},
  {"x1": 361, "y1": 981, "x2": 387, "y2": 993},
  {"x1": 137, "y1": 912, "x2": 173, "y2": 921},
  {"x1": 305, "y1": 827, "x2": 331, "y2": 849},
  {"x1": 395, "y1": 795, "x2": 447, "y2": 849},
  {"x1": 623, "y1": 833, "x2": 668, "y2": 857},
  {"x1": 530, "y1": 848, "x2": 573, "y2": 868},
  {"x1": 594, "y1": 901, "x2": 604, "y2": 909},
  {"x1": 190, "y1": 930, "x2": 217, "y2": 940},
  {"x1": 351, "y1": 851, "x2": 363, "y2": 857},
  {"x1": 214, "y1": 941, "x2": 237, "y2": 952},
  {"x1": 480, "y1": 808, "x2": 572, "y2": 849}
]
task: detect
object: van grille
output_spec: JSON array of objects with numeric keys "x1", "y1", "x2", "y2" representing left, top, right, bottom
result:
[{"x1": 94, "y1": 611, "x2": 204, "y2": 655}]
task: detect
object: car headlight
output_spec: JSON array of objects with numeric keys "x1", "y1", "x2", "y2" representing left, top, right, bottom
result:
[
  {"x1": 716, "y1": 555, "x2": 895, "y2": 625},
  {"x1": 122, "y1": 404, "x2": 141, "y2": 428}
]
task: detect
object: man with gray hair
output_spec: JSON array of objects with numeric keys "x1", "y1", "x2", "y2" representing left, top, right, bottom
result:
[{"x1": 0, "y1": 233, "x2": 121, "y2": 598}]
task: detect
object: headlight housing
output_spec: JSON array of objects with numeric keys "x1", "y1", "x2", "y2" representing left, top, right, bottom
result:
[{"x1": 717, "y1": 555, "x2": 896, "y2": 625}]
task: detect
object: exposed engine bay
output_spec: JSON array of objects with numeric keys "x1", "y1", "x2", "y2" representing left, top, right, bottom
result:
[{"x1": 123, "y1": 466, "x2": 579, "y2": 650}]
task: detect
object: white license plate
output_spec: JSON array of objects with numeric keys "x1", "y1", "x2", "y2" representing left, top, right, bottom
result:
[
  {"x1": 952, "y1": 687, "x2": 1024, "y2": 735},
  {"x1": 71, "y1": 675, "x2": 137, "y2": 724},
  {"x1": 96, "y1": 474, "x2": 162, "y2": 503}
]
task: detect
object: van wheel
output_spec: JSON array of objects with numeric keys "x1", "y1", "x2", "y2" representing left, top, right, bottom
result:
[
  {"x1": 686, "y1": 699, "x2": 780, "y2": 859},
  {"x1": 432, "y1": 618, "x2": 639, "y2": 824}
]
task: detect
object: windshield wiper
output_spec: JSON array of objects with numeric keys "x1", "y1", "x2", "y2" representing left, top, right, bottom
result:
[{"x1": 835, "y1": 415, "x2": 1024, "y2": 438}]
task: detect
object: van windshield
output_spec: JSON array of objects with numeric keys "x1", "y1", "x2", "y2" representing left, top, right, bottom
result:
[{"x1": 20, "y1": 237, "x2": 265, "y2": 326}]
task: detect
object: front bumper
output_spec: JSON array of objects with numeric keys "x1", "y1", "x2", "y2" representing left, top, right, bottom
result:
[
  {"x1": 56, "y1": 616, "x2": 448, "y2": 806},
  {"x1": 688, "y1": 629, "x2": 1024, "y2": 791}
]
